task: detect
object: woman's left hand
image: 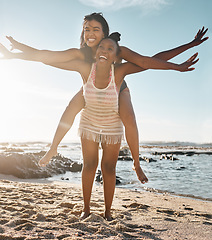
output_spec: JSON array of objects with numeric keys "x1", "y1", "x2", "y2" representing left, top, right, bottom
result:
[
  {"x1": 191, "y1": 26, "x2": 209, "y2": 47},
  {"x1": 0, "y1": 43, "x2": 12, "y2": 59},
  {"x1": 178, "y1": 52, "x2": 199, "y2": 72}
]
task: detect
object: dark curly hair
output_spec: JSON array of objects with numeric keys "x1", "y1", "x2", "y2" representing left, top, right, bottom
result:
[{"x1": 103, "y1": 32, "x2": 121, "y2": 55}]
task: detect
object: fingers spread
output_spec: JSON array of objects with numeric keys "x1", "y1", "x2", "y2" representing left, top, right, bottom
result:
[
  {"x1": 202, "y1": 37, "x2": 209, "y2": 43},
  {"x1": 192, "y1": 58, "x2": 199, "y2": 65},
  {"x1": 187, "y1": 52, "x2": 198, "y2": 62},
  {"x1": 203, "y1": 28, "x2": 208, "y2": 35}
]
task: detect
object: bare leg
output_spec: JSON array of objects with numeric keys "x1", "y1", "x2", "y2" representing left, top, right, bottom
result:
[
  {"x1": 39, "y1": 89, "x2": 85, "y2": 167},
  {"x1": 80, "y1": 138, "x2": 99, "y2": 219},
  {"x1": 119, "y1": 88, "x2": 148, "y2": 184},
  {"x1": 101, "y1": 142, "x2": 121, "y2": 221}
]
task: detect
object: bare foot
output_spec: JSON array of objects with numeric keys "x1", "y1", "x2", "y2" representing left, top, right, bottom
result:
[
  {"x1": 104, "y1": 211, "x2": 113, "y2": 221},
  {"x1": 132, "y1": 163, "x2": 148, "y2": 184},
  {"x1": 80, "y1": 211, "x2": 90, "y2": 220},
  {"x1": 38, "y1": 147, "x2": 57, "y2": 167}
]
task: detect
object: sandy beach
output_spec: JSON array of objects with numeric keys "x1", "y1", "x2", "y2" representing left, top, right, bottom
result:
[{"x1": 0, "y1": 174, "x2": 211, "y2": 240}]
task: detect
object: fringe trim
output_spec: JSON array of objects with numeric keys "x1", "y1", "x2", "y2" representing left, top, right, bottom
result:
[{"x1": 78, "y1": 128, "x2": 123, "y2": 145}]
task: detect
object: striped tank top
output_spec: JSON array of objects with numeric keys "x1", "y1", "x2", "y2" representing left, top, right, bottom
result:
[{"x1": 79, "y1": 63, "x2": 123, "y2": 144}]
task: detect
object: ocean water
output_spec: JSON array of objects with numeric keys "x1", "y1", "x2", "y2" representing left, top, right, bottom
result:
[{"x1": 0, "y1": 141, "x2": 211, "y2": 201}]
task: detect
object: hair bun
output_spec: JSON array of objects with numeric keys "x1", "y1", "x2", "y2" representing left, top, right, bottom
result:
[{"x1": 108, "y1": 32, "x2": 121, "y2": 42}]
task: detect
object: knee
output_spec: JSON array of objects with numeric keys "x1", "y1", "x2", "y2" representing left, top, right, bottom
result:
[
  {"x1": 101, "y1": 161, "x2": 116, "y2": 175},
  {"x1": 83, "y1": 160, "x2": 98, "y2": 172}
]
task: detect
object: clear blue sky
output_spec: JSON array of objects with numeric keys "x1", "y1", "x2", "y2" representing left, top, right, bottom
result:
[{"x1": 0, "y1": 0, "x2": 211, "y2": 143}]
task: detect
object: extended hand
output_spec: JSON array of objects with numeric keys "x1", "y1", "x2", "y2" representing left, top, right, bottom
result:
[
  {"x1": 6, "y1": 36, "x2": 19, "y2": 51},
  {"x1": 192, "y1": 26, "x2": 208, "y2": 46},
  {"x1": 0, "y1": 43, "x2": 12, "y2": 59},
  {"x1": 179, "y1": 52, "x2": 199, "y2": 72}
]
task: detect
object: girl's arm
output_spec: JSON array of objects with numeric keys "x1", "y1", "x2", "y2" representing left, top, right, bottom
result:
[
  {"x1": 120, "y1": 27, "x2": 208, "y2": 70},
  {"x1": 1, "y1": 36, "x2": 83, "y2": 63},
  {"x1": 153, "y1": 27, "x2": 208, "y2": 61},
  {"x1": 116, "y1": 52, "x2": 199, "y2": 85},
  {"x1": 0, "y1": 42, "x2": 90, "y2": 78},
  {"x1": 46, "y1": 59, "x2": 86, "y2": 71},
  {"x1": 47, "y1": 60, "x2": 90, "y2": 84}
]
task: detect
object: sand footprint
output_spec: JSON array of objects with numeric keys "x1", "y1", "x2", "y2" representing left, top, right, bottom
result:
[
  {"x1": 123, "y1": 202, "x2": 150, "y2": 210},
  {"x1": 14, "y1": 222, "x2": 35, "y2": 231},
  {"x1": 5, "y1": 218, "x2": 32, "y2": 228},
  {"x1": 81, "y1": 213, "x2": 106, "y2": 223},
  {"x1": 163, "y1": 217, "x2": 177, "y2": 222},
  {"x1": 58, "y1": 202, "x2": 75, "y2": 209},
  {"x1": 156, "y1": 208, "x2": 175, "y2": 215},
  {"x1": 90, "y1": 202, "x2": 102, "y2": 208}
]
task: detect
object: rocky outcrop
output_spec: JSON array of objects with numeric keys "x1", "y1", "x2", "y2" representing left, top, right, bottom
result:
[
  {"x1": 95, "y1": 170, "x2": 121, "y2": 185},
  {"x1": 153, "y1": 151, "x2": 212, "y2": 156},
  {"x1": 0, "y1": 151, "x2": 82, "y2": 179}
]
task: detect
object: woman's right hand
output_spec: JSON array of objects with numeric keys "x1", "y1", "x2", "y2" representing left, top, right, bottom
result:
[
  {"x1": 38, "y1": 148, "x2": 58, "y2": 167},
  {"x1": 178, "y1": 52, "x2": 199, "y2": 72},
  {"x1": 38, "y1": 157, "x2": 50, "y2": 167}
]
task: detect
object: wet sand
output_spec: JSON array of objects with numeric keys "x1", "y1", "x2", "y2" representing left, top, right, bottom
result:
[{"x1": 0, "y1": 174, "x2": 211, "y2": 239}]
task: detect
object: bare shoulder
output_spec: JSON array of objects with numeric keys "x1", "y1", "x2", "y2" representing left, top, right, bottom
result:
[
  {"x1": 119, "y1": 46, "x2": 130, "y2": 58},
  {"x1": 115, "y1": 61, "x2": 142, "y2": 79}
]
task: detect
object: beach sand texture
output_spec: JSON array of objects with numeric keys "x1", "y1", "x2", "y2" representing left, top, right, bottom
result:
[{"x1": 0, "y1": 176, "x2": 211, "y2": 240}]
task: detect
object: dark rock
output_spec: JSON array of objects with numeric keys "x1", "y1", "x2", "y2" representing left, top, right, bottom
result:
[
  {"x1": 160, "y1": 154, "x2": 179, "y2": 161},
  {"x1": 95, "y1": 170, "x2": 103, "y2": 183},
  {"x1": 61, "y1": 177, "x2": 70, "y2": 181},
  {"x1": 176, "y1": 166, "x2": 186, "y2": 170},
  {"x1": 0, "y1": 151, "x2": 82, "y2": 179},
  {"x1": 69, "y1": 162, "x2": 82, "y2": 172},
  {"x1": 116, "y1": 178, "x2": 121, "y2": 185},
  {"x1": 118, "y1": 156, "x2": 133, "y2": 161},
  {"x1": 186, "y1": 152, "x2": 195, "y2": 156},
  {"x1": 96, "y1": 175, "x2": 103, "y2": 183},
  {"x1": 139, "y1": 156, "x2": 157, "y2": 163},
  {"x1": 95, "y1": 170, "x2": 121, "y2": 185},
  {"x1": 152, "y1": 150, "x2": 212, "y2": 156},
  {"x1": 119, "y1": 147, "x2": 130, "y2": 156}
]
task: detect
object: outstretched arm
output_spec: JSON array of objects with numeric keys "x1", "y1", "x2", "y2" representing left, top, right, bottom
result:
[
  {"x1": 1, "y1": 36, "x2": 83, "y2": 63},
  {"x1": 153, "y1": 27, "x2": 208, "y2": 61},
  {"x1": 47, "y1": 59, "x2": 91, "y2": 84},
  {"x1": 120, "y1": 26, "x2": 208, "y2": 70},
  {"x1": 116, "y1": 52, "x2": 199, "y2": 85}
]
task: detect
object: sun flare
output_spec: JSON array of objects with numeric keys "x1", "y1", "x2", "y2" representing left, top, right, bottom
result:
[
  {"x1": 0, "y1": 60, "x2": 23, "y2": 108},
  {"x1": 0, "y1": 60, "x2": 29, "y2": 140}
]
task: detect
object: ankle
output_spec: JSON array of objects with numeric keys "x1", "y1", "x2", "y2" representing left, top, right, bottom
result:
[
  {"x1": 83, "y1": 207, "x2": 90, "y2": 214},
  {"x1": 104, "y1": 210, "x2": 113, "y2": 221}
]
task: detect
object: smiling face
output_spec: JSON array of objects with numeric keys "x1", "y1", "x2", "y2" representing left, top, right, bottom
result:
[
  {"x1": 83, "y1": 20, "x2": 105, "y2": 49},
  {"x1": 96, "y1": 38, "x2": 118, "y2": 65}
]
